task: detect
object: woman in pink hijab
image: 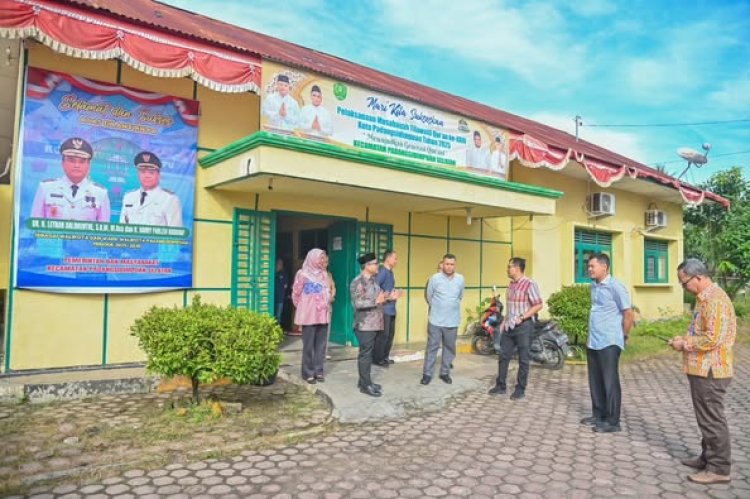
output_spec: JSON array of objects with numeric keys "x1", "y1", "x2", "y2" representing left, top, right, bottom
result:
[{"x1": 292, "y1": 248, "x2": 334, "y2": 383}]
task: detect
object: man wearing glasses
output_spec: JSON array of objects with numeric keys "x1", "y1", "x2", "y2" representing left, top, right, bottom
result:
[{"x1": 669, "y1": 259, "x2": 736, "y2": 485}]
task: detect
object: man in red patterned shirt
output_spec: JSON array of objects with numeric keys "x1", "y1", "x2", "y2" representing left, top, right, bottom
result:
[
  {"x1": 488, "y1": 257, "x2": 543, "y2": 400},
  {"x1": 670, "y1": 259, "x2": 736, "y2": 485}
]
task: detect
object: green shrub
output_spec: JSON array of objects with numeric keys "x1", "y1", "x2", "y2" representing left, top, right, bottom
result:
[
  {"x1": 547, "y1": 285, "x2": 591, "y2": 345},
  {"x1": 464, "y1": 295, "x2": 494, "y2": 330},
  {"x1": 632, "y1": 315, "x2": 691, "y2": 340},
  {"x1": 131, "y1": 296, "x2": 283, "y2": 402},
  {"x1": 733, "y1": 294, "x2": 750, "y2": 318}
]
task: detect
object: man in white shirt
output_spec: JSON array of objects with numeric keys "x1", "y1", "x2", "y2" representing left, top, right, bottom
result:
[
  {"x1": 490, "y1": 135, "x2": 508, "y2": 180},
  {"x1": 299, "y1": 85, "x2": 333, "y2": 136},
  {"x1": 262, "y1": 74, "x2": 300, "y2": 131},
  {"x1": 30, "y1": 137, "x2": 110, "y2": 222},
  {"x1": 119, "y1": 151, "x2": 183, "y2": 227},
  {"x1": 465, "y1": 130, "x2": 491, "y2": 170}
]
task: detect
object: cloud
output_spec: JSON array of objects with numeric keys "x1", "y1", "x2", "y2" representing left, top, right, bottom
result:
[
  {"x1": 528, "y1": 112, "x2": 649, "y2": 163},
  {"x1": 373, "y1": 0, "x2": 589, "y2": 88},
  {"x1": 708, "y1": 75, "x2": 750, "y2": 115},
  {"x1": 567, "y1": 0, "x2": 617, "y2": 17},
  {"x1": 619, "y1": 15, "x2": 747, "y2": 105}
]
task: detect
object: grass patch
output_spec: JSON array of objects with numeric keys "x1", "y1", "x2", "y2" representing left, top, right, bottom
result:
[{"x1": 0, "y1": 381, "x2": 331, "y2": 496}]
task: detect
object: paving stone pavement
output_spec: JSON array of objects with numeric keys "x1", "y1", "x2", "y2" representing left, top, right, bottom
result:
[{"x1": 20, "y1": 346, "x2": 750, "y2": 498}]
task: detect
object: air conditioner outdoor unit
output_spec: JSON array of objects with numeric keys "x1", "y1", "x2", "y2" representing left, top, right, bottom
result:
[
  {"x1": 588, "y1": 192, "x2": 615, "y2": 217},
  {"x1": 645, "y1": 209, "x2": 667, "y2": 228}
]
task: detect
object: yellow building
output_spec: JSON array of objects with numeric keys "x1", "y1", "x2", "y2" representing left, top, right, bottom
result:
[{"x1": 0, "y1": 0, "x2": 727, "y2": 371}]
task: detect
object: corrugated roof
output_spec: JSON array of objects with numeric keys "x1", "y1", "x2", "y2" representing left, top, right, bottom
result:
[{"x1": 57, "y1": 0, "x2": 726, "y2": 205}]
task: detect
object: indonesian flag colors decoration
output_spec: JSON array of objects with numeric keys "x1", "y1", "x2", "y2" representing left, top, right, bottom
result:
[
  {"x1": 0, "y1": 0, "x2": 262, "y2": 93},
  {"x1": 508, "y1": 132, "x2": 570, "y2": 170},
  {"x1": 506, "y1": 133, "x2": 725, "y2": 207}
]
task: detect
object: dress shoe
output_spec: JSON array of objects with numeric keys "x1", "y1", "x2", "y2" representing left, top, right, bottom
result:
[
  {"x1": 580, "y1": 416, "x2": 601, "y2": 426},
  {"x1": 593, "y1": 421, "x2": 621, "y2": 433},
  {"x1": 420, "y1": 375, "x2": 432, "y2": 385},
  {"x1": 510, "y1": 390, "x2": 525, "y2": 400},
  {"x1": 439, "y1": 374, "x2": 452, "y2": 384},
  {"x1": 358, "y1": 383, "x2": 382, "y2": 393},
  {"x1": 359, "y1": 384, "x2": 382, "y2": 397},
  {"x1": 680, "y1": 457, "x2": 706, "y2": 470},
  {"x1": 376, "y1": 361, "x2": 390, "y2": 368},
  {"x1": 488, "y1": 385, "x2": 506, "y2": 395},
  {"x1": 687, "y1": 470, "x2": 731, "y2": 484},
  {"x1": 387, "y1": 359, "x2": 395, "y2": 364}
]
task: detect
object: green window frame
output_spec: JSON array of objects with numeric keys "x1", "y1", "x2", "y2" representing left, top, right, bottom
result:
[
  {"x1": 574, "y1": 229, "x2": 613, "y2": 283},
  {"x1": 644, "y1": 238, "x2": 669, "y2": 284}
]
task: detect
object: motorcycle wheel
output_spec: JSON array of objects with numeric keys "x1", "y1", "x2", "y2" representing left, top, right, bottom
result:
[
  {"x1": 471, "y1": 334, "x2": 495, "y2": 355},
  {"x1": 540, "y1": 340, "x2": 565, "y2": 370}
]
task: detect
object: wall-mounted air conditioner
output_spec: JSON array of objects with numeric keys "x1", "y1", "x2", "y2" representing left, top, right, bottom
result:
[
  {"x1": 587, "y1": 192, "x2": 615, "y2": 217},
  {"x1": 645, "y1": 209, "x2": 667, "y2": 228}
]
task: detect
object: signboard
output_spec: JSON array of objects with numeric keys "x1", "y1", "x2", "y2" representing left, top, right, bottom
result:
[
  {"x1": 13, "y1": 67, "x2": 199, "y2": 293},
  {"x1": 260, "y1": 61, "x2": 509, "y2": 180}
]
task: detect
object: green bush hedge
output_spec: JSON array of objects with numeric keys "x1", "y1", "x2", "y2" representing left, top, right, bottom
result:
[
  {"x1": 131, "y1": 296, "x2": 283, "y2": 402},
  {"x1": 547, "y1": 285, "x2": 591, "y2": 346}
]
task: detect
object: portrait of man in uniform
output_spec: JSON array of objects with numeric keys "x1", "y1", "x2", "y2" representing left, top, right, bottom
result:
[
  {"x1": 30, "y1": 137, "x2": 111, "y2": 222},
  {"x1": 119, "y1": 151, "x2": 183, "y2": 227}
]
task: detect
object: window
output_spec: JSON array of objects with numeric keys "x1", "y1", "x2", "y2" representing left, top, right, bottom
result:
[
  {"x1": 574, "y1": 229, "x2": 612, "y2": 283},
  {"x1": 644, "y1": 239, "x2": 669, "y2": 284}
]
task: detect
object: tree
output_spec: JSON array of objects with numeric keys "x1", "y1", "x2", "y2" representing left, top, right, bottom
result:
[
  {"x1": 683, "y1": 167, "x2": 750, "y2": 299},
  {"x1": 131, "y1": 296, "x2": 283, "y2": 402}
]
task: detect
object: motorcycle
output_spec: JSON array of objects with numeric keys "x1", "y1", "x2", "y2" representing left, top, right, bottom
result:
[{"x1": 469, "y1": 286, "x2": 570, "y2": 370}]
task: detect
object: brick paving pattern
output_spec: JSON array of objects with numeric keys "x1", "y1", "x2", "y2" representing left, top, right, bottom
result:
[{"x1": 17, "y1": 347, "x2": 750, "y2": 497}]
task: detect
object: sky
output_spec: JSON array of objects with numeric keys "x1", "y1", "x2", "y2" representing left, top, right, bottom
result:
[{"x1": 163, "y1": 0, "x2": 750, "y2": 186}]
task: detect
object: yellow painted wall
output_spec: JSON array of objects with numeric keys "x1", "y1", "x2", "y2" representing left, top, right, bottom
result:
[
  {"x1": 512, "y1": 162, "x2": 685, "y2": 319},
  {"x1": 3, "y1": 46, "x2": 690, "y2": 370},
  {"x1": 4, "y1": 45, "x2": 258, "y2": 370}
]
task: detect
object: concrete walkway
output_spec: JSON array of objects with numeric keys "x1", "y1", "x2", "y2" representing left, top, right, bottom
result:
[{"x1": 277, "y1": 338, "x2": 499, "y2": 423}]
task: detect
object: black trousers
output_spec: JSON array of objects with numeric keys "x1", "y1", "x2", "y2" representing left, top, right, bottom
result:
[
  {"x1": 374, "y1": 314, "x2": 396, "y2": 364},
  {"x1": 301, "y1": 324, "x2": 328, "y2": 379},
  {"x1": 586, "y1": 345, "x2": 621, "y2": 425},
  {"x1": 496, "y1": 320, "x2": 532, "y2": 392},
  {"x1": 689, "y1": 372, "x2": 732, "y2": 475},
  {"x1": 355, "y1": 329, "x2": 380, "y2": 388}
]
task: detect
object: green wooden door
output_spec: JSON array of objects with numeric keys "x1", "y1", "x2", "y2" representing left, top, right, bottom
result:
[
  {"x1": 327, "y1": 221, "x2": 357, "y2": 345},
  {"x1": 232, "y1": 209, "x2": 276, "y2": 315}
]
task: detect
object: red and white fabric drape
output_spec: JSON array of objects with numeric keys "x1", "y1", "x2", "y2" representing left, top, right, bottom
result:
[
  {"x1": 507, "y1": 132, "x2": 723, "y2": 207},
  {"x1": 0, "y1": 0, "x2": 262, "y2": 93}
]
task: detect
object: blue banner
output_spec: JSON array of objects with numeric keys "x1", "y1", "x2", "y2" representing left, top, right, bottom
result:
[{"x1": 13, "y1": 67, "x2": 199, "y2": 293}]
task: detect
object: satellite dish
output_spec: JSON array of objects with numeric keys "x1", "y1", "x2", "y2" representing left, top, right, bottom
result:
[
  {"x1": 677, "y1": 147, "x2": 708, "y2": 165},
  {"x1": 676, "y1": 143, "x2": 711, "y2": 179}
]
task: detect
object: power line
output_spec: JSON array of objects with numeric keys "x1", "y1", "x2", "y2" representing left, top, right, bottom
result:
[{"x1": 586, "y1": 118, "x2": 750, "y2": 128}]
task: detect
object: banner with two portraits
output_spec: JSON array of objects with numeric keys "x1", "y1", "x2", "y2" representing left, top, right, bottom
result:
[{"x1": 13, "y1": 67, "x2": 198, "y2": 293}]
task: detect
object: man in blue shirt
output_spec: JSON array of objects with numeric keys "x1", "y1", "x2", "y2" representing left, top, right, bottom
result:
[
  {"x1": 374, "y1": 250, "x2": 403, "y2": 367},
  {"x1": 421, "y1": 253, "x2": 465, "y2": 385},
  {"x1": 582, "y1": 253, "x2": 633, "y2": 433}
]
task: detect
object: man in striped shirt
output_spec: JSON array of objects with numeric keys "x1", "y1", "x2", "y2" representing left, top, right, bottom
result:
[{"x1": 488, "y1": 257, "x2": 543, "y2": 400}]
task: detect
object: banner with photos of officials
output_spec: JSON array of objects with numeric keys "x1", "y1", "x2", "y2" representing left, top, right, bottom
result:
[
  {"x1": 13, "y1": 67, "x2": 199, "y2": 293},
  {"x1": 260, "y1": 60, "x2": 510, "y2": 181}
]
